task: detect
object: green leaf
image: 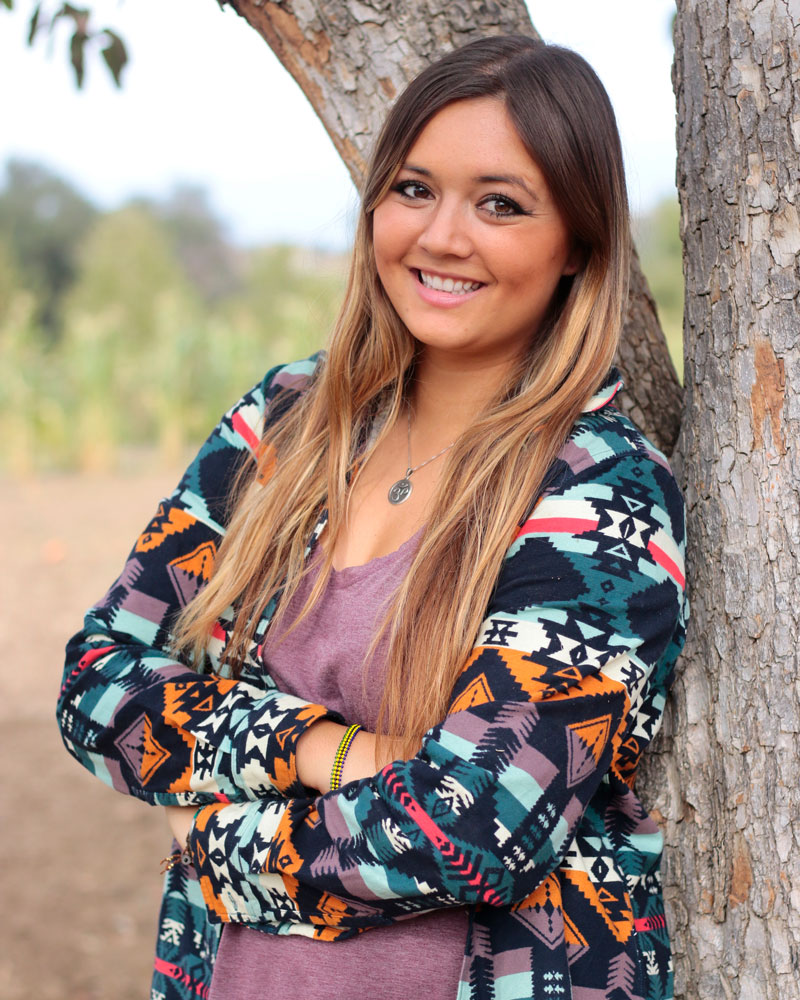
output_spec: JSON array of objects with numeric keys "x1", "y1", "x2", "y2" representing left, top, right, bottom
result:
[
  {"x1": 69, "y1": 28, "x2": 86, "y2": 88},
  {"x1": 101, "y1": 29, "x2": 128, "y2": 87},
  {"x1": 27, "y1": 3, "x2": 41, "y2": 44},
  {"x1": 61, "y1": 3, "x2": 90, "y2": 19},
  {"x1": 52, "y1": 3, "x2": 89, "y2": 34},
  {"x1": 1, "y1": 0, "x2": 15, "y2": 12}
]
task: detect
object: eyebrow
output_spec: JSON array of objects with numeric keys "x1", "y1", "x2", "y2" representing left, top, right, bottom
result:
[
  {"x1": 401, "y1": 164, "x2": 539, "y2": 201},
  {"x1": 478, "y1": 174, "x2": 539, "y2": 201}
]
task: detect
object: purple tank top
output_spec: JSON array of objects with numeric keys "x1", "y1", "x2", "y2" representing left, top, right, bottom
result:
[{"x1": 209, "y1": 534, "x2": 469, "y2": 1000}]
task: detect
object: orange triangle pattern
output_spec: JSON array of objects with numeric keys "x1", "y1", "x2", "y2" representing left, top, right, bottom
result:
[
  {"x1": 512, "y1": 872, "x2": 561, "y2": 913},
  {"x1": 270, "y1": 756, "x2": 296, "y2": 793},
  {"x1": 141, "y1": 715, "x2": 170, "y2": 783},
  {"x1": 274, "y1": 727, "x2": 293, "y2": 751},
  {"x1": 622, "y1": 735, "x2": 640, "y2": 757},
  {"x1": 449, "y1": 672, "x2": 494, "y2": 713},
  {"x1": 191, "y1": 695, "x2": 216, "y2": 713},
  {"x1": 620, "y1": 736, "x2": 641, "y2": 785},
  {"x1": 567, "y1": 715, "x2": 613, "y2": 766},
  {"x1": 563, "y1": 869, "x2": 633, "y2": 943},
  {"x1": 566, "y1": 728, "x2": 598, "y2": 787},
  {"x1": 135, "y1": 504, "x2": 196, "y2": 553},
  {"x1": 554, "y1": 665, "x2": 584, "y2": 682},
  {"x1": 562, "y1": 908, "x2": 588, "y2": 949},
  {"x1": 317, "y1": 891, "x2": 350, "y2": 926},
  {"x1": 510, "y1": 874, "x2": 564, "y2": 949},
  {"x1": 504, "y1": 648, "x2": 551, "y2": 699},
  {"x1": 163, "y1": 678, "x2": 236, "y2": 730},
  {"x1": 270, "y1": 809, "x2": 304, "y2": 877},
  {"x1": 169, "y1": 541, "x2": 217, "y2": 582}
]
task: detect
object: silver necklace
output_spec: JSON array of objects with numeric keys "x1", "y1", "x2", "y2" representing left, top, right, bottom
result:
[{"x1": 387, "y1": 409, "x2": 455, "y2": 505}]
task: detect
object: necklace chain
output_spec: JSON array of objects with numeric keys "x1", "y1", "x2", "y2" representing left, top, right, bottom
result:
[
  {"x1": 404, "y1": 408, "x2": 455, "y2": 476},
  {"x1": 387, "y1": 408, "x2": 455, "y2": 506}
]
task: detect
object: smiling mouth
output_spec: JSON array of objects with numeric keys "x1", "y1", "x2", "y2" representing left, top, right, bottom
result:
[{"x1": 416, "y1": 269, "x2": 484, "y2": 295}]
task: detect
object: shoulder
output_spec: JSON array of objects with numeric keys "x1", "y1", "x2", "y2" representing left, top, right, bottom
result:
[
  {"x1": 553, "y1": 371, "x2": 675, "y2": 487},
  {"x1": 261, "y1": 352, "x2": 325, "y2": 408},
  {"x1": 169, "y1": 354, "x2": 324, "y2": 530},
  {"x1": 538, "y1": 379, "x2": 685, "y2": 535},
  {"x1": 466, "y1": 381, "x2": 687, "y2": 720},
  {"x1": 219, "y1": 353, "x2": 325, "y2": 454},
  {"x1": 502, "y1": 381, "x2": 686, "y2": 602}
]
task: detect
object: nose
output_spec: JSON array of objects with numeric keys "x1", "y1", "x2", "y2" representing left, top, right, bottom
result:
[{"x1": 416, "y1": 198, "x2": 473, "y2": 259}]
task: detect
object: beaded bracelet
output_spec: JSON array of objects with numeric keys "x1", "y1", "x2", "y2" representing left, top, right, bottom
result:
[{"x1": 330, "y1": 723, "x2": 362, "y2": 791}]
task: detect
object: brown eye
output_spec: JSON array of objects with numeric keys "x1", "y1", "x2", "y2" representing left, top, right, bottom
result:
[
  {"x1": 392, "y1": 180, "x2": 432, "y2": 201},
  {"x1": 481, "y1": 195, "x2": 524, "y2": 217}
]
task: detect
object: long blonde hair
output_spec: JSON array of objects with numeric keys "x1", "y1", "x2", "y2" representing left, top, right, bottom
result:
[{"x1": 174, "y1": 36, "x2": 630, "y2": 757}]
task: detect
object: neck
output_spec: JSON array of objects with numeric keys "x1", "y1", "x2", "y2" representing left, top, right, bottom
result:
[{"x1": 409, "y1": 351, "x2": 515, "y2": 438}]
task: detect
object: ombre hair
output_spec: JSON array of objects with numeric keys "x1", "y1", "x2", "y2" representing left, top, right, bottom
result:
[{"x1": 174, "y1": 35, "x2": 630, "y2": 757}]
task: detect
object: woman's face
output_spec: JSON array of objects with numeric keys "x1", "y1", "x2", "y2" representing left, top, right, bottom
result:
[{"x1": 372, "y1": 97, "x2": 579, "y2": 370}]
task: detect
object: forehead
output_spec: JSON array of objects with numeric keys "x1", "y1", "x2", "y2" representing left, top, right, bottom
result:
[{"x1": 403, "y1": 97, "x2": 545, "y2": 182}]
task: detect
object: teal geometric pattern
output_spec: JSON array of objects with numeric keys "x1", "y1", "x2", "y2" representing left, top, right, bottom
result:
[{"x1": 57, "y1": 358, "x2": 687, "y2": 1000}]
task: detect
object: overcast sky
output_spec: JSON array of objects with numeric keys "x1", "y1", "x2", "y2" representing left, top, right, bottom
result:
[{"x1": 0, "y1": 0, "x2": 678, "y2": 249}]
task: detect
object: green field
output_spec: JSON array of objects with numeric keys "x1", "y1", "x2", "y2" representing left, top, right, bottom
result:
[{"x1": 0, "y1": 160, "x2": 683, "y2": 473}]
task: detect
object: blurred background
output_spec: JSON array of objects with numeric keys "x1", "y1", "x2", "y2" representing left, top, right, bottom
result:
[{"x1": 0, "y1": 1, "x2": 683, "y2": 997}]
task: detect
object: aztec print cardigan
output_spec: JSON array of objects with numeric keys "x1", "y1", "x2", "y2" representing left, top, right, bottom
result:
[{"x1": 58, "y1": 355, "x2": 687, "y2": 1000}]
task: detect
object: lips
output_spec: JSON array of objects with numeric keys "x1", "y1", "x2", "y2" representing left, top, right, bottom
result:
[{"x1": 416, "y1": 269, "x2": 484, "y2": 295}]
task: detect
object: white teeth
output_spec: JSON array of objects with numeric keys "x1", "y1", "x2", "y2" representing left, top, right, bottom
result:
[{"x1": 419, "y1": 271, "x2": 481, "y2": 294}]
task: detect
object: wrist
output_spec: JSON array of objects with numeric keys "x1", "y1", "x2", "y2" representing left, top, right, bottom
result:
[
  {"x1": 330, "y1": 724, "x2": 362, "y2": 791},
  {"x1": 296, "y1": 720, "x2": 346, "y2": 792},
  {"x1": 161, "y1": 805, "x2": 202, "y2": 873}
]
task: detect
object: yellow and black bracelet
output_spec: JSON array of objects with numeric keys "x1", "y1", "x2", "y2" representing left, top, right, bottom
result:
[{"x1": 330, "y1": 723, "x2": 362, "y2": 791}]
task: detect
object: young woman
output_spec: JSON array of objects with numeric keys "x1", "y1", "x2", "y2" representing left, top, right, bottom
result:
[{"x1": 58, "y1": 35, "x2": 687, "y2": 1000}]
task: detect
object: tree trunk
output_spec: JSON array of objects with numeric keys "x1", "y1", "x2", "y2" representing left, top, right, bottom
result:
[
  {"x1": 219, "y1": 0, "x2": 683, "y2": 453},
  {"x1": 640, "y1": 2, "x2": 800, "y2": 997}
]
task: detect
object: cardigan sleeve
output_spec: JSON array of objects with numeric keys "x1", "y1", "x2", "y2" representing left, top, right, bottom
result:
[
  {"x1": 56, "y1": 360, "x2": 341, "y2": 807},
  {"x1": 186, "y1": 443, "x2": 687, "y2": 933}
]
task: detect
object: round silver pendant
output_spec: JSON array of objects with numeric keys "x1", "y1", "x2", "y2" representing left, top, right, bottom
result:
[{"x1": 388, "y1": 477, "x2": 412, "y2": 505}]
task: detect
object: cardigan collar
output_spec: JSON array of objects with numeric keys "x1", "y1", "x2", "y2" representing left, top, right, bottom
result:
[{"x1": 582, "y1": 367, "x2": 624, "y2": 413}]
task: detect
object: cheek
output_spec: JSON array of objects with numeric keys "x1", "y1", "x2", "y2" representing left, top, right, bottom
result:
[
  {"x1": 372, "y1": 203, "x2": 408, "y2": 273},
  {"x1": 547, "y1": 225, "x2": 576, "y2": 273},
  {"x1": 511, "y1": 232, "x2": 572, "y2": 286},
  {"x1": 372, "y1": 208, "x2": 414, "y2": 315}
]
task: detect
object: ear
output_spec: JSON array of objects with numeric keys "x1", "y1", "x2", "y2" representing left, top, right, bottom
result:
[{"x1": 562, "y1": 245, "x2": 583, "y2": 276}]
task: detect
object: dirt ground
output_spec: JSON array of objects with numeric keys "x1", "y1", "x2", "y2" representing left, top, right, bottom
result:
[{"x1": 0, "y1": 468, "x2": 187, "y2": 1000}]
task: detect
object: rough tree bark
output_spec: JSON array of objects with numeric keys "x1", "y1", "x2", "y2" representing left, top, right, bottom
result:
[
  {"x1": 640, "y1": 2, "x2": 800, "y2": 998},
  {"x1": 219, "y1": 0, "x2": 682, "y2": 453}
]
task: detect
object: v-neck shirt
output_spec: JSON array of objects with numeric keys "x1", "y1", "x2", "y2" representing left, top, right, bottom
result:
[{"x1": 209, "y1": 532, "x2": 469, "y2": 1000}]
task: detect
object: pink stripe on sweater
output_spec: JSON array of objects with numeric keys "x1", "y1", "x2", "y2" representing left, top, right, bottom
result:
[
  {"x1": 518, "y1": 516, "x2": 599, "y2": 537},
  {"x1": 60, "y1": 645, "x2": 117, "y2": 694},
  {"x1": 647, "y1": 539, "x2": 686, "y2": 589},
  {"x1": 153, "y1": 956, "x2": 210, "y2": 997},
  {"x1": 383, "y1": 766, "x2": 504, "y2": 907},
  {"x1": 232, "y1": 411, "x2": 259, "y2": 452},
  {"x1": 634, "y1": 913, "x2": 667, "y2": 933}
]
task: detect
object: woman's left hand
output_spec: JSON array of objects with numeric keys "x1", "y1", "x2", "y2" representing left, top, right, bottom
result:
[{"x1": 165, "y1": 804, "x2": 197, "y2": 847}]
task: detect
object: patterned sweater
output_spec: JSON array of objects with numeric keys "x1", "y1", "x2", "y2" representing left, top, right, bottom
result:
[{"x1": 58, "y1": 356, "x2": 687, "y2": 1000}]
